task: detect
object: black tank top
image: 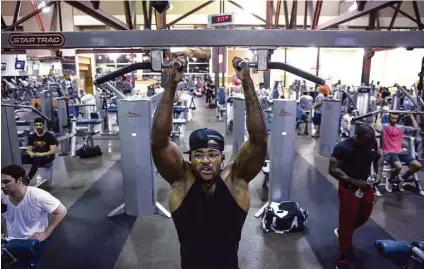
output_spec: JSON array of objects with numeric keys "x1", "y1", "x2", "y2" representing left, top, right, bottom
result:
[{"x1": 172, "y1": 176, "x2": 248, "y2": 269}]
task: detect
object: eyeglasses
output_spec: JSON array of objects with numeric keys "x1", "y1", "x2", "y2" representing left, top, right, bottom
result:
[{"x1": 192, "y1": 151, "x2": 221, "y2": 161}]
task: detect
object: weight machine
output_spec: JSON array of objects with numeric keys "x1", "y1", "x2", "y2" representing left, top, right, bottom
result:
[
  {"x1": 227, "y1": 48, "x2": 326, "y2": 217},
  {"x1": 5, "y1": 28, "x2": 423, "y2": 218},
  {"x1": 94, "y1": 48, "x2": 185, "y2": 218},
  {"x1": 352, "y1": 109, "x2": 424, "y2": 196}
]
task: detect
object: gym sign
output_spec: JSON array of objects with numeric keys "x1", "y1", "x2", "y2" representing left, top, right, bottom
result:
[
  {"x1": 9, "y1": 33, "x2": 65, "y2": 48},
  {"x1": 127, "y1": 110, "x2": 141, "y2": 117}
]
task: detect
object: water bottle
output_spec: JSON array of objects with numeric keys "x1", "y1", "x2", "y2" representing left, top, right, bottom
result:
[{"x1": 35, "y1": 175, "x2": 42, "y2": 185}]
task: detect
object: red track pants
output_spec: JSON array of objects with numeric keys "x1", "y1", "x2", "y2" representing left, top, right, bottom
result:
[{"x1": 338, "y1": 184, "x2": 374, "y2": 260}]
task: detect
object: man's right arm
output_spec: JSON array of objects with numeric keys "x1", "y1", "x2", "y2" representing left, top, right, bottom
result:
[
  {"x1": 329, "y1": 157, "x2": 359, "y2": 186},
  {"x1": 328, "y1": 145, "x2": 368, "y2": 189},
  {"x1": 151, "y1": 60, "x2": 186, "y2": 185}
]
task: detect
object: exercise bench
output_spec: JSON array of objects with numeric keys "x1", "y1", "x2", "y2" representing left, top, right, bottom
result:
[
  {"x1": 376, "y1": 135, "x2": 424, "y2": 196},
  {"x1": 172, "y1": 118, "x2": 187, "y2": 137},
  {"x1": 216, "y1": 88, "x2": 227, "y2": 121},
  {"x1": 173, "y1": 106, "x2": 188, "y2": 121},
  {"x1": 71, "y1": 118, "x2": 103, "y2": 157}
]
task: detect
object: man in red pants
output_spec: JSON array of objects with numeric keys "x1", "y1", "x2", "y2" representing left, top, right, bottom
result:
[{"x1": 329, "y1": 124, "x2": 381, "y2": 269}]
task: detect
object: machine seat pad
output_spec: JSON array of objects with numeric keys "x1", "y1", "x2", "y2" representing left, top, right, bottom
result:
[
  {"x1": 17, "y1": 131, "x2": 29, "y2": 138},
  {"x1": 227, "y1": 97, "x2": 234, "y2": 104},
  {"x1": 174, "y1": 106, "x2": 188, "y2": 113},
  {"x1": 108, "y1": 106, "x2": 118, "y2": 113},
  {"x1": 76, "y1": 119, "x2": 103, "y2": 125},
  {"x1": 173, "y1": 119, "x2": 187, "y2": 124},
  {"x1": 3, "y1": 239, "x2": 40, "y2": 258},
  {"x1": 16, "y1": 120, "x2": 31, "y2": 126}
]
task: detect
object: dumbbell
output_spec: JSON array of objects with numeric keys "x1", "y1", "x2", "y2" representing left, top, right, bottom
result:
[
  {"x1": 163, "y1": 61, "x2": 183, "y2": 69},
  {"x1": 234, "y1": 60, "x2": 256, "y2": 70}
]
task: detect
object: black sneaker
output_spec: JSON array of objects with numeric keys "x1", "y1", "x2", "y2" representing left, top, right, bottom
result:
[{"x1": 336, "y1": 260, "x2": 350, "y2": 269}]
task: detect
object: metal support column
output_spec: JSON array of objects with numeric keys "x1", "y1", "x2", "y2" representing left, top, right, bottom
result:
[
  {"x1": 255, "y1": 99, "x2": 297, "y2": 217},
  {"x1": 319, "y1": 99, "x2": 342, "y2": 157},
  {"x1": 268, "y1": 99, "x2": 296, "y2": 201},
  {"x1": 12, "y1": 1, "x2": 22, "y2": 31},
  {"x1": 232, "y1": 97, "x2": 245, "y2": 155},
  {"x1": 361, "y1": 48, "x2": 375, "y2": 85},
  {"x1": 108, "y1": 92, "x2": 170, "y2": 218},
  {"x1": 212, "y1": 47, "x2": 220, "y2": 87},
  {"x1": 1, "y1": 106, "x2": 22, "y2": 166},
  {"x1": 263, "y1": 71, "x2": 271, "y2": 89},
  {"x1": 220, "y1": 47, "x2": 226, "y2": 88}
]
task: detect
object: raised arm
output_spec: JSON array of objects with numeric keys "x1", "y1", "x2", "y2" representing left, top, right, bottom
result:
[
  {"x1": 151, "y1": 58, "x2": 187, "y2": 184},
  {"x1": 409, "y1": 114, "x2": 420, "y2": 130},
  {"x1": 374, "y1": 107, "x2": 387, "y2": 133},
  {"x1": 231, "y1": 57, "x2": 268, "y2": 183}
]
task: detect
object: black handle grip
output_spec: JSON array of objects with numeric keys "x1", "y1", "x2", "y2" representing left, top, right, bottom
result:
[
  {"x1": 94, "y1": 62, "x2": 152, "y2": 85},
  {"x1": 164, "y1": 61, "x2": 183, "y2": 69},
  {"x1": 236, "y1": 61, "x2": 249, "y2": 69},
  {"x1": 268, "y1": 62, "x2": 325, "y2": 85}
]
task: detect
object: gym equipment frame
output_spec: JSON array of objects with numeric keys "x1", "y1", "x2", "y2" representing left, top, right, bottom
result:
[{"x1": 2, "y1": 30, "x2": 424, "y2": 49}]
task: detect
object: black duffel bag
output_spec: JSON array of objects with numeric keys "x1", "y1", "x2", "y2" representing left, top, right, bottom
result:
[{"x1": 77, "y1": 145, "x2": 102, "y2": 159}]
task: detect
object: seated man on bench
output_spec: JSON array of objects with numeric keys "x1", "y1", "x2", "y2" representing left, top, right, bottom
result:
[
  {"x1": 375, "y1": 111, "x2": 422, "y2": 192},
  {"x1": 1, "y1": 164, "x2": 67, "y2": 268},
  {"x1": 23, "y1": 118, "x2": 57, "y2": 182}
]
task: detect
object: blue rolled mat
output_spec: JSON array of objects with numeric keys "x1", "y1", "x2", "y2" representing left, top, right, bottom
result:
[{"x1": 375, "y1": 240, "x2": 411, "y2": 255}]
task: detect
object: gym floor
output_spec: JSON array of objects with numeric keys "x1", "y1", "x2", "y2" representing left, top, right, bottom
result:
[{"x1": 33, "y1": 97, "x2": 423, "y2": 269}]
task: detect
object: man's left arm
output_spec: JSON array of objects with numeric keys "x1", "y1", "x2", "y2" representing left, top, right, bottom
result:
[
  {"x1": 44, "y1": 204, "x2": 67, "y2": 238},
  {"x1": 409, "y1": 114, "x2": 420, "y2": 131},
  {"x1": 30, "y1": 192, "x2": 67, "y2": 241},
  {"x1": 311, "y1": 95, "x2": 324, "y2": 110},
  {"x1": 232, "y1": 58, "x2": 268, "y2": 183}
]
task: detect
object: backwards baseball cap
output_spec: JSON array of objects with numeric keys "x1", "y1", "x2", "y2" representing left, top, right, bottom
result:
[{"x1": 184, "y1": 128, "x2": 225, "y2": 154}]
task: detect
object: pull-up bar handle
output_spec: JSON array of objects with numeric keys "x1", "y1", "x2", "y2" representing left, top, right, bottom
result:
[
  {"x1": 268, "y1": 62, "x2": 326, "y2": 85},
  {"x1": 94, "y1": 62, "x2": 152, "y2": 85}
]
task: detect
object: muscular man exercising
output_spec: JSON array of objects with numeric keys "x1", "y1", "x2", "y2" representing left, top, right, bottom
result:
[
  {"x1": 151, "y1": 57, "x2": 267, "y2": 269},
  {"x1": 329, "y1": 125, "x2": 381, "y2": 269},
  {"x1": 375, "y1": 111, "x2": 422, "y2": 192}
]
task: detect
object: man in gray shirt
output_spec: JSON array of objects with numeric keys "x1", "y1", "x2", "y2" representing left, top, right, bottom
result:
[{"x1": 311, "y1": 86, "x2": 329, "y2": 137}]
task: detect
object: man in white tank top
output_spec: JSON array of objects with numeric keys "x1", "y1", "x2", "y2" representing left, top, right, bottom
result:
[{"x1": 1, "y1": 164, "x2": 67, "y2": 267}]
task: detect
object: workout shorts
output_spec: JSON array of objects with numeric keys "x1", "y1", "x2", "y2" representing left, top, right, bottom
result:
[
  {"x1": 383, "y1": 152, "x2": 414, "y2": 165},
  {"x1": 313, "y1": 113, "x2": 322, "y2": 126}
]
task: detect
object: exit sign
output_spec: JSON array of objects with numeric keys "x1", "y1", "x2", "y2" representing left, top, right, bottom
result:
[{"x1": 208, "y1": 13, "x2": 234, "y2": 27}]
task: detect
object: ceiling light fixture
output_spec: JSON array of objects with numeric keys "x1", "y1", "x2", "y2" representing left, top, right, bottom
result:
[{"x1": 38, "y1": 1, "x2": 51, "y2": 13}]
